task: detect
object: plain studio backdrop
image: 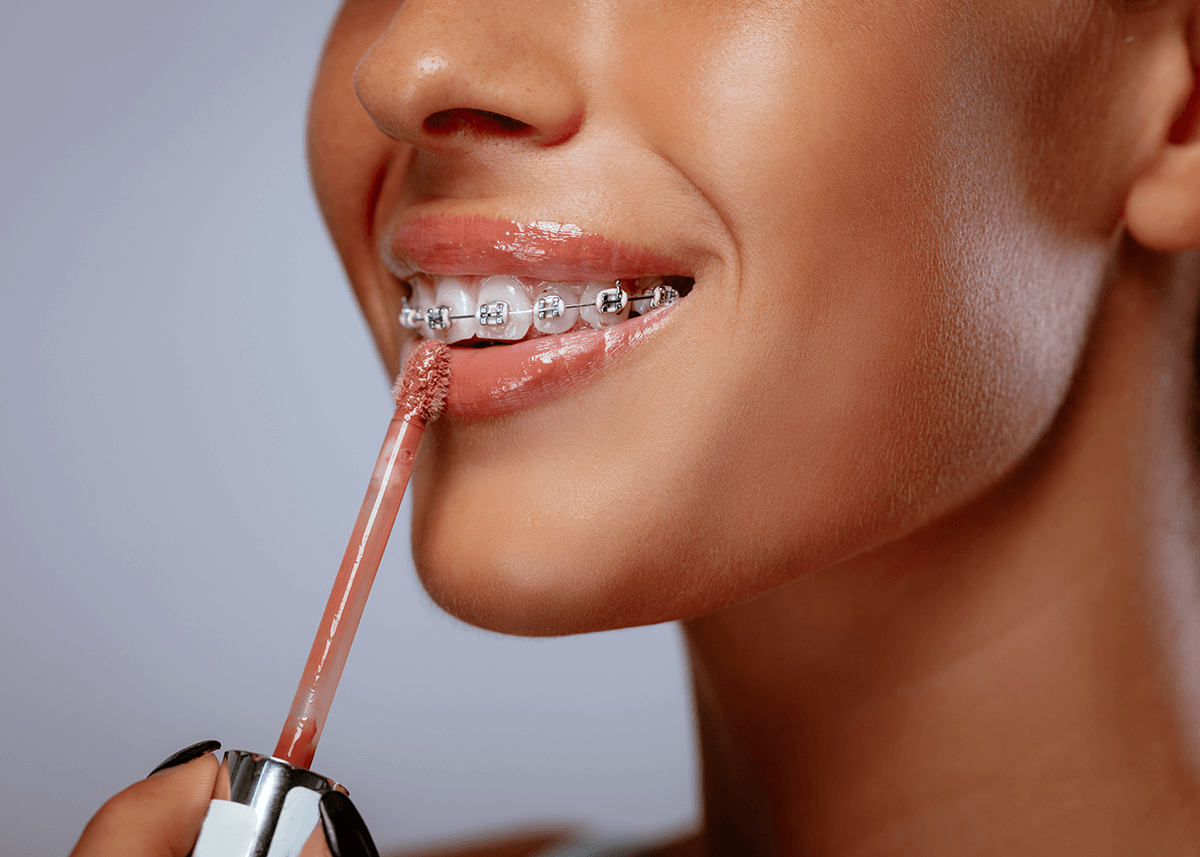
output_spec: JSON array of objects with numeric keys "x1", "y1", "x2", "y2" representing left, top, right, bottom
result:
[{"x1": 0, "y1": 2, "x2": 696, "y2": 854}]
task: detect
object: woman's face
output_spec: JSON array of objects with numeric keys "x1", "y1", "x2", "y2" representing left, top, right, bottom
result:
[{"x1": 310, "y1": 0, "x2": 1155, "y2": 634}]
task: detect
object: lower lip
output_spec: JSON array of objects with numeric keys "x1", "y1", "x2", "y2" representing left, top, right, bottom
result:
[{"x1": 413, "y1": 306, "x2": 678, "y2": 419}]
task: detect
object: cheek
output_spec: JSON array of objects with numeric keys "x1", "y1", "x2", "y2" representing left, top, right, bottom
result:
[
  {"x1": 352, "y1": 0, "x2": 1121, "y2": 634},
  {"x1": 613, "y1": 3, "x2": 1112, "y2": 557},
  {"x1": 309, "y1": 6, "x2": 390, "y2": 239},
  {"x1": 309, "y1": 2, "x2": 411, "y2": 374}
]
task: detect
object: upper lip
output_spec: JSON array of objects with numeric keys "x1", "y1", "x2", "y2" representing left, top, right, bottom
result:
[{"x1": 384, "y1": 213, "x2": 693, "y2": 283}]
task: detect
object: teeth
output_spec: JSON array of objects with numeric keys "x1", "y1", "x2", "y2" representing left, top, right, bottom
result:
[
  {"x1": 629, "y1": 276, "x2": 675, "y2": 314},
  {"x1": 533, "y1": 282, "x2": 581, "y2": 335},
  {"x1": 401, "y1": 274, "x2": 686, "y2": 344},
  {"x1": 426, "y1": 305, "x2": 452, "y2": 330},
  {"x1": 402, "y1": 278, "x2": 438, "y2": 329},
  {"x1": 435, "y1": 276, "x2": 478, "y2": 343},
  {"x1": 476, "y1": 276, "x2": 532, "y2": 341},
  {"x1": 580, "y1": 281, "x2": 629, "y2": 329},
  {"x1": 413, "y1": 278, "x2": 436, "y2": 316},
  {"x1": 652, "y1": 284, "x2": 678, "y2": 308}
]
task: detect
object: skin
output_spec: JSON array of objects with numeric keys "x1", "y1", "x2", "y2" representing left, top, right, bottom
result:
[
  {"x1": 314, "y1": 0, "x2": 1189, "y2": 634},
  {"x1": 69, "y1": 752, "x2": 349, "y2": 857},
  {"x1": 307, "y1": 0, "x2": 1200, "y2": 854},
  {"x1": 68, "y1": 0, "x2": 1200, "y2": 854},
  {"x1": 69, "y1": 754, "x2": 220, "y2": 857}
]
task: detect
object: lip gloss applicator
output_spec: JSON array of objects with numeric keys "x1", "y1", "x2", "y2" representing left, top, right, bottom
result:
[
  {"x1": 273, "y1": 339, "x2": 451, "y2": 770},
  {"x1": 190, "y1": 340, "x2": 450, "y2": 857}
]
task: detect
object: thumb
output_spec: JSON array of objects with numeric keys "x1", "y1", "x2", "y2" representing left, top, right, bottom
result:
[{"x1": 70, "y1": 752, "x2": 219, "y2": 857}]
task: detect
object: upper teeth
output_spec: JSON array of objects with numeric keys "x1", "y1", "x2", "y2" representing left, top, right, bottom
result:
[{"x1": 399, "y1": 275, "x2": 680, "y2": 344}]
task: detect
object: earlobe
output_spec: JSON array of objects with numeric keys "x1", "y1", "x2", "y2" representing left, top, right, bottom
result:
[{"x1": 1126, "y1": 21, "x2": 1200, "y2": 252}]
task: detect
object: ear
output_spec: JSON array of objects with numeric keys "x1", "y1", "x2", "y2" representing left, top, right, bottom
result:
[{"x1": 1126, "y1": 10, "x2": 1200, "y2": 252}]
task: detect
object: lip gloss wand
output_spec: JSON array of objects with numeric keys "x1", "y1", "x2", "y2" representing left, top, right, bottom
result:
[
  {"x1": 273, "y1": 340, "x2": 451, "y2": 770},
  {"x1": 187, "y1": 341, "x2": 450, "y2": 857}
]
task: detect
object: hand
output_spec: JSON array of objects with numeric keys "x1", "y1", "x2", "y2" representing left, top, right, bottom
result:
[
  {"x1": 70, "y1": 740, "x2": 221, "y2": 857},
  {"x1": 69, "y1": 741, "x2": 378, "y2": 857}
]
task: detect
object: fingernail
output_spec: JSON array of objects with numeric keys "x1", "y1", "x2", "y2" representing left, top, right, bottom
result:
[
  {"x1": 147, "y1": 739, "x2": 222, "y2": 777},
  {"x1": 320, "y1": 790, "x2": 379, "y2": 857}
]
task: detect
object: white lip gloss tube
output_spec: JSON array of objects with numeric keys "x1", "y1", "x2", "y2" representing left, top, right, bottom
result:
[{"x1": 192, "y1": 749, "x2": 346, "y2": 857}]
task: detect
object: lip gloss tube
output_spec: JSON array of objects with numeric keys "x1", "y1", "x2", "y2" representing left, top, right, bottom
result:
[
  {"x1": 191, "y1": 750, "x2": 346, "y2": 857},
  {"x1": 186, "y1": 343, "x2": 449, "y2": 856}
]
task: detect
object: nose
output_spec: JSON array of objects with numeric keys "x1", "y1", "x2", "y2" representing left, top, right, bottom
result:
[{"x1": 353, "y1": 0, "x2": 586, "y2": 152}]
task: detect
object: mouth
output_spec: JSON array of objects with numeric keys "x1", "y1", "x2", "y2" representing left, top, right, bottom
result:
[
  {"x1": 386, "y1": 215, "x2": 696, "y2": 419},
  {"x1": 398, "y1": 273, "x2": 695, "y2": 346}
]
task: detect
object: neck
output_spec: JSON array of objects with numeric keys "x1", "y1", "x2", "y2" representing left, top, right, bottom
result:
[{"x1": 682, "y1": 246, "x2": 1200, "y2": 857}]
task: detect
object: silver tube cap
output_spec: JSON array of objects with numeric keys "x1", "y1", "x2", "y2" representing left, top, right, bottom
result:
[{"x1": 192, "y1": 750, "x2": 347, "y2": 857}]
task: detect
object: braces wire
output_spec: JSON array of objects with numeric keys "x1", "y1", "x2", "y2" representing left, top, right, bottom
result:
[{"x1": 400, "y1": 281, "x2": 679, "y2": 331}]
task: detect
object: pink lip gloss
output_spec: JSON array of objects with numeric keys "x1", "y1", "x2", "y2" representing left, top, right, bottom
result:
[
  {"x1": 272, "y1": 407, "x2": 423, "y2": 768},
  {"x1": 388, "y1": 214, "x2": 692, "y2": 419},
  {"x1": 388, "y1": 214, "x2": 691, "y2": 280},
  {"x1": 274, "y1": 340, "x2": 450, "y2": 768},
  {"x1": 188, "y1": 341, "x2": 450, "y2": 857}
]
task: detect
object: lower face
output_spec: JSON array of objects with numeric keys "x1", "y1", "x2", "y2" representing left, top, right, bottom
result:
[{"x1": 310, "y1": 0, "x2": 1143, "y2": 635}]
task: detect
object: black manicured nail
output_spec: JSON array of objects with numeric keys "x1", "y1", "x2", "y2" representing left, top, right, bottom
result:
[
  {"x1": 320, "y1": 790, "x2": 379, "y2": 857},
  {"x1": 147, "y1": 739, "x2": 222, "y2": 777}
]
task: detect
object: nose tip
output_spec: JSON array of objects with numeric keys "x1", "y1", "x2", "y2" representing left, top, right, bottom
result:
[{"x1": 353, "y1": 6, "x2": 586, "y2": 153}]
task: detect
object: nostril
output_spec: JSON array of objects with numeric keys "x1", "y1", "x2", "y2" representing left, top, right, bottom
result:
[{"x1": 423, "y1": 108, "x2": 533, "y2": 137}]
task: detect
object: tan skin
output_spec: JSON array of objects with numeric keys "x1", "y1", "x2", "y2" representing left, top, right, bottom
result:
[{"x1": 72, "y1": 0, "x2": 1200, "y2": 854}]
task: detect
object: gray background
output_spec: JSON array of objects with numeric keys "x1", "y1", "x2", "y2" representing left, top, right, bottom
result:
[{"x1": 0, "y1": 2, "x2": 696, "y2": 854}]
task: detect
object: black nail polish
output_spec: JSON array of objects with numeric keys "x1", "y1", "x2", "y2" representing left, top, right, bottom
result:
[
  {"x1": 147, "y1": 739, "x2": 222, "y2": 777},
  {"x1": 320, "y1": 790, "x2": 379, "y2": 857}
]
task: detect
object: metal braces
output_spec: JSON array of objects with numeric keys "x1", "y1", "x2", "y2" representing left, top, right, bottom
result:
[{"x1": 399, "y1": 282, "x2": 679, "y2": 331}]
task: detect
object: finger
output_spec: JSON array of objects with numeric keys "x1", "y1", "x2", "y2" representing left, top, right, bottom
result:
[
  {"x1": 148, "y1": 739, "x2": 222, "y2": 777},
  {"x1": 319, "y1": 791, "x2": 379, "y2": 857},
  {"x1": 70, "y1": 752, "x2": 219, "y2": 857}
]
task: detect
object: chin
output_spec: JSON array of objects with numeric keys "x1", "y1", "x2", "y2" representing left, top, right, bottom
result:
[
  {"x1": 405, "y1": 420, "x2": 764, "y2": 636},
  {"x1": 408, "y1": 472, "x2": 673, "y2": 636},
  {"x1": 399, "y1": 284, "x2": 1075, "y2": 638},
  {"x1": 407, "y1": 404, "x2": 1061, "y2": 639},
  {"x1": 409, "y1": 521, "x2": 658, "y2": 637}
]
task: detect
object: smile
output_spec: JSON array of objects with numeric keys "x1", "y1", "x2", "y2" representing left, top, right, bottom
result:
[
  {"x1": 387, "y1": 214, "x2": 696, "y2": 418},
  {"x1": 398, "y1": 274, "x2": 694, "y2": 346}
]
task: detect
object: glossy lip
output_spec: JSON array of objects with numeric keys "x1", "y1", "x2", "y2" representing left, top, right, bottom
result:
[
  {"x1": 388, "y1": 214, "x2": 690, "y2": 418},
  {"x1": 385, "y1": 213, "x2": 692, "y2": 281},
  {"x1": 403, "y1": 306, "x2": 678, "y2": 418}
]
